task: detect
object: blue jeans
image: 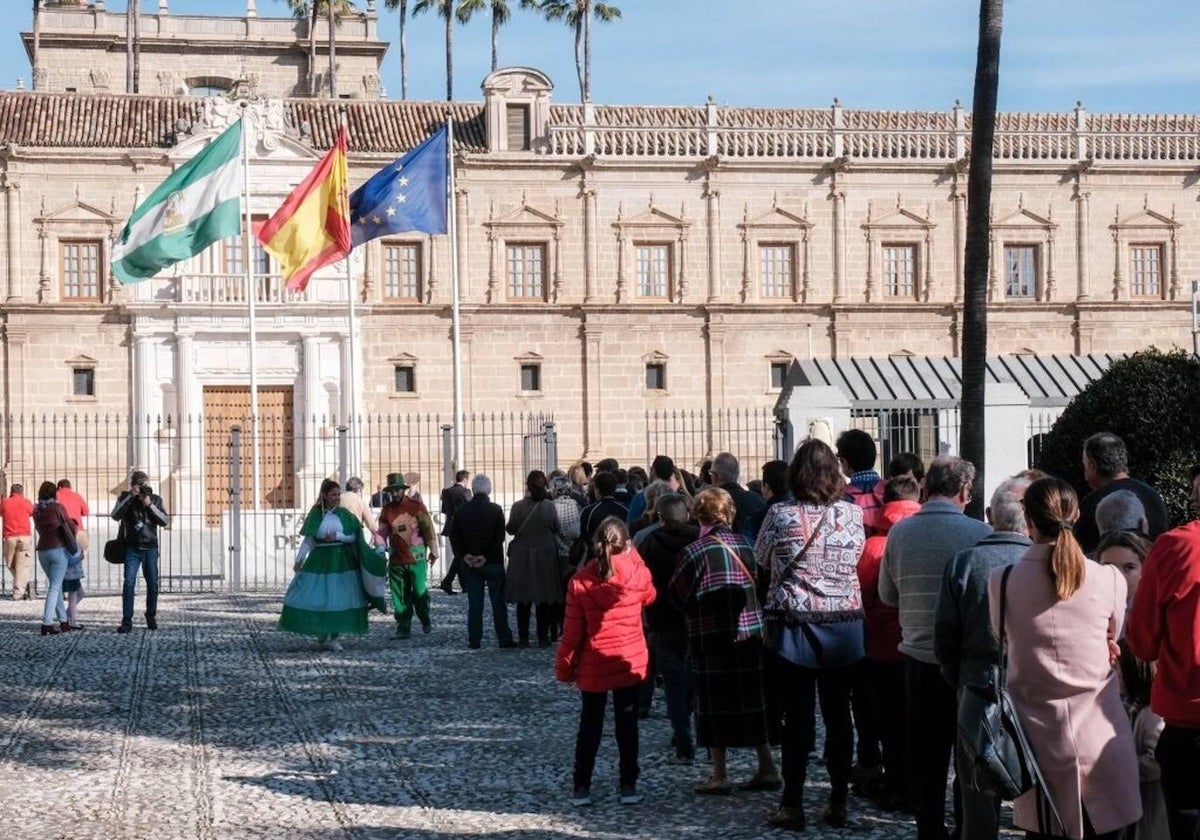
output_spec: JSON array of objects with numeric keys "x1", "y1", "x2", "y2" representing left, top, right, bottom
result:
[
  {"x1": 37, "y1": 548, "x2": 69, "y2": 625},
  {"x1": 122, "y1": 546, "x2": 160, "y2": 623},
  {"x1": 462, "y1": 563, "x2": 513, "y2": 647},
  {"x1": 649, "y1": 628, "x2": 693, "y2": 755}
]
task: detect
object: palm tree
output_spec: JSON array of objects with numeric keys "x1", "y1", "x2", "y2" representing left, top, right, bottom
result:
[
  {"x1": 960, "y1": 0, "x2": 1004, "y2": 520},
  {"x1": 283, "y1": 1, "x2": 356, "y2": 98},
  {"x1": 538, "y1": 0, "x2": 621, "y2": 102},
  {"x1": 413, "y1": 0, "x2": 456, "y2": 101},
  {"x1": 457, "y1": 0, "x2": 537, "y2": 72},
  {"x1": 383, "y1": 0, "x2": 410, "y2": 99}
]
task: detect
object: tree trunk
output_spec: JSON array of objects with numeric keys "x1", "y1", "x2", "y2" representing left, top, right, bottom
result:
[
  {"x1": 960, "y1": 0, "x2": 1004, "y2": 521},
  {"x1": 444, "y1": 5, "x2": 453, "y2": 101},
  {"x1": 31, "y1": 0, "x2": 41, "y2": 91},
  {"x1": 491, "y1": 5, "x2": 500, "y2": 71},
  {"x1": 126, "y1": 1, "x2": 134, "y2": 93},
  {"x1": 328, "y1": 8, "x2": 338, "y2": 98},
  {"x1": 307, "y1": 4, "x2": 317, "y2": 98},
  {"x1": 133, "y1": 2, "x2": 141, "y2": 93},
  {"x1": 582, "y1": 0, "x2": 591, "y2": 102},
  {"x1": 573, "y1": 18, "x2": 584, "y2": 102},
  {"x1": 400, "y1": 0, "x2": 408, "y2": 99}
]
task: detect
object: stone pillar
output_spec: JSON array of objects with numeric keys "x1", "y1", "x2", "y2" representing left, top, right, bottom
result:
[
  {"x1": 583, "y1": 185, "x2": 598, "y2": 304},
  {"x1": 5, "y1": 326, "x2": 28, "y2": 419},
  {"x1": 455, "y1": 188, "x2": 469, "y2": 301},
  {"x1": 134, "y1": 334, "x2": 155, "y2": 470},
  {"x1": 581, "y1": 320, "x2": 603, "y2": 457},
  {"x1": 706, "y1": 184, "x2": 720, "y2": 303},
  {"x1": 1075, "y1": 188, "x2": 1091, "y2": 301},
  {"x1": 831, "y1": 188, "x2": 847, "y2": 303},
  {"x1": 174, "y1": 331, "x2": 193, "y2": 464},
  {"x1": 704, "y1": 319, "x2": 726, "y2": 454},
  {"x1": 4, "y1": 180, "x2": 21, "y2": 302},
  {"x1": 953, "y1": 187, "x2": 966, "y2": 303},
  {"x1": 337, "y1": 333, "x2": 355, "y2": 421},
  {"x1": 299, "y1": 335, "x2": 322, "y2": 486},
  {"x1": 983, "y1": 383, "x2": 1031, "y2": 506},
  {"x1": 782, "y1": 385, "x2": 850, "y2": 452}
]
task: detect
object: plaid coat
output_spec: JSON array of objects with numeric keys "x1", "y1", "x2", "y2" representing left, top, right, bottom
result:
[{"x1": 670, "y1": 527, "x2": 763, "y2": 652}]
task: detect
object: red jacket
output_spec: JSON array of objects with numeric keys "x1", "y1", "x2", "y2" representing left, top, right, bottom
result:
[
  {"x1": 845, "y1": 479, "x2": 887, "y2": 539},
  {"x1": 555, "y1": 547, "x2": 656, "y2": 692},
  {"x1": 0, "y1": 494, "x2": 33, "y2": 538},
  {"x1": 858, "y1": 499, "x2": 921, "y2": 663},
  {"x1": 1127, "y1": 520, "x2": 1200, "y2": 728}
]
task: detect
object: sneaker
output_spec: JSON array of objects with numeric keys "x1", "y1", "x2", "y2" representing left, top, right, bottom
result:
[
  {"x1": 439, "y1": 581, "x2": 457, "y2": 595},
  {"x1": 421, "y1": 621, "x2": 432, "y2": 635},
  {"x1": 619, "y1": 787, "x2": 643, "y2": 805},
  {"x1": 325, "y1": 639, "x2": 344, "y2": 652},
  {"x1": 117, "y1": 622, "x2": 132, "y2": 634},
  {"x1": 570, "y1": 787, "x2": 592, "y2": 807},
  {"x1": 145, "y1": 615, "x2": 158, "y2": 631}
]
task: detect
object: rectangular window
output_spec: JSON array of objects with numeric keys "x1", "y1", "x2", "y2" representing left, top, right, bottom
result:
[
  {"x1": 223, "y1": 224, "x2": 270, "y2": 277},
  {"x1": 645, "y1": 363, "x2": 667, "y2": 391},
  {"x1": 393, "y1": 365, "x2": 415, "y2": 393},
  {"x1": 882, "y1": 244, "x2": 918, "y2": 298},
  {"x1": 759, "y1": 244, "x2": 795, "y2": 298},
  {"x1": 60, "y1": 241, "x2": 103, "y2": 300},
  {"x1": 506, "y1": 104, "x2": 531, "y2": 151},
  {"x1": 72, "y1": 368, "x2": 95, "y2": 397},
  {"x1": 770, "y1": 361, "x2": 789, "y2": 390},
  {"x1": 635, "y1": 243, "x2": 671, "y2": 299},
  {"x1": 383, "y1": 243, "x2": 422, "y2": 301},
  {"x1": 519, "y1": 363, "x2": 542, "y2": 393},
  {"x1": 1004, "y1": 245, "x2": 1038, "y2": 299},
  {"x1": 506, "y1": 244, "x2": 546, "y2": 300},
  {"x1": 1130, "y1": 244, "x2": 1164, "y2": 298}
]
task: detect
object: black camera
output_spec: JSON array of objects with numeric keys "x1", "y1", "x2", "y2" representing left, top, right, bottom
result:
[{"x1": 137, "y1": 484, "x2": 154, "y2": 498}]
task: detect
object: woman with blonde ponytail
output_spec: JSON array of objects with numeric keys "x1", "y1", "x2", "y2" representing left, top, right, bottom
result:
[
  {"x1": 555, "y1": 516, "x2": 655, "y2": 807},
  {"x1": 989, "y1": 477, "x2": 1140, "y2": 839}
]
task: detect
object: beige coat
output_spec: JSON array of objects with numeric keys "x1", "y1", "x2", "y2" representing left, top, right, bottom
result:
[{"x1": 989, "y1": 545, "x2": 1141, "y2": 839}]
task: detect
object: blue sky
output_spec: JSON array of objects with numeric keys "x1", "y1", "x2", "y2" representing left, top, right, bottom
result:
[{"x1": 9, "y1": 1, "x2": 1200, "y2": 114}]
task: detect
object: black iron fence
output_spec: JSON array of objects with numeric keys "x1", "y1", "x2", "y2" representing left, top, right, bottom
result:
[
  {"x1": 644, "y1": 407, "x2": 790, "y2": 485},
  {"x1": 848, "y1": 406, "x2": 962, "y2": 470},
  {"x1": 0, "y1": 412, "x2": 555, "y2": 596}
]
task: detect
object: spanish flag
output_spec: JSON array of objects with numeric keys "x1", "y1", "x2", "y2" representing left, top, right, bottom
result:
[{"x1": 257, "y1": 127, "x2": 352, "y2": 292}]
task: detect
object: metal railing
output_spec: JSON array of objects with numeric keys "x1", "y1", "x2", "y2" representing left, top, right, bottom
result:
[
  {"x1": 0, "y1": 411, "x2": 555, "y2": 595},
  {"x1": 849, "y1": 406, "x2": 962, "y2": 470},
  {"x1": 643, "y1": 407, "x2": 789, "y2": 485}
]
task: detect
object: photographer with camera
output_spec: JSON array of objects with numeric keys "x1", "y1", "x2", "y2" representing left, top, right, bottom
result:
[{"x1": 110, "y1": 470, "x2": 170, "y2": 634}]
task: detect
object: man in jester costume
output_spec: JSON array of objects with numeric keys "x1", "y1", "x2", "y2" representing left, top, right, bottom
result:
[
  {"x1": 279, "y1": 478, "x2": 388, "y2": 650},
  {"x1": 377, "y1": 472, "x2": 438, "y2": 639}
]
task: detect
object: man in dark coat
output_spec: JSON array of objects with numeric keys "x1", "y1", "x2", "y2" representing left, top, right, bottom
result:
[
  {"x1": 438, "y1": 470, "x2": 471, "y2": 594},
  {"x1": 448, "y1": 474, "x2": 516, "y2": 650},
  {"x1": 710, "y1": 452, "x2": 766, "y2": 536}
]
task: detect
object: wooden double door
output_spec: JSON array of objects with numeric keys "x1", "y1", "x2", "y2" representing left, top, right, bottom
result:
[{"x1": 203, "y1": 386, "x2": 296, "y2": 523}]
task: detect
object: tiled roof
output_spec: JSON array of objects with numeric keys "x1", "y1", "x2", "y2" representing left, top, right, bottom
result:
[
  {"x1": 784, "y1": 353, "x2": 1125, "y2": 408},
  {"x1": 0, "y1": 92, "x2": 486, "y2": 153}
]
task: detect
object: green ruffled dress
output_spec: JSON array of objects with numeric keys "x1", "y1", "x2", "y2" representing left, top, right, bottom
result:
[{"x1": 279, "y1": 506, "x2": 388, "y2": 637}]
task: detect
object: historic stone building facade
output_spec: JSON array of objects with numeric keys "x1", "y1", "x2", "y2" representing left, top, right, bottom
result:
[{"x1": 4, "y1": 2, "x2": 1198, "y2": 495}]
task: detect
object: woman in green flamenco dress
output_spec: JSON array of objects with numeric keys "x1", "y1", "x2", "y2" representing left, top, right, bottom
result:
[{"x1": 280, "y1": 479, "x2": 388, "y2": 650}]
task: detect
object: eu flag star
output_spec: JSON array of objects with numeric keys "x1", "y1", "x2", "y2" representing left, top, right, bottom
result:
[
  {"x1": 348, "y1": 126, "x2": 448, "y2": 248},
  {"x1": 386, "y1": 206, "x2": 396, "y2": 217},
  {"x1": 372, "y1": 215, "x2": 383, "y2": 225},
  {"x1": 396, "y1": 194, "x2": 407, "y2": 204},
  {"x1": 399, "y1": 177, "x2": 410, "y2": 187}
]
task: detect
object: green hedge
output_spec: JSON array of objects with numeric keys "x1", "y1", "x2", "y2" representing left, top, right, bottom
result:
[{"x1": 1035, "y1": 349, "x2": 1200, "y2": 528}]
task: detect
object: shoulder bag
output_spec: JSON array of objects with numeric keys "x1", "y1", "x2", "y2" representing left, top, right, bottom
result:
[
  {"x1": 762, "y1": 506, "x2": 830, "y2": 647},
  {"x1": 957, "y1": 565, "x2": 1062, "y2": 825},
  {"x1": 104, "y1": 504, "x2": 128, "y2": 565},
  {"x1": 57, "y1": 505, "x2": 79, "y2": 557}
]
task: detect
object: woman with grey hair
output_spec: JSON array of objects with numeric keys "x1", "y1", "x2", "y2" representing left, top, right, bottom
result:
[{"x1": 550, "y1": 473, "x2": 582, "y2": 640}]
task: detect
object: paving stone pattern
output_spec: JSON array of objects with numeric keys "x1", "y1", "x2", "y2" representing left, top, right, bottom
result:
[{"x1": 0, "y1": 593, "x2": 1017, "y2": 839}]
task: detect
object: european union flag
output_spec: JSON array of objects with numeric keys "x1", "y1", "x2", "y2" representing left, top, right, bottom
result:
[{"x1": 350, "y1": 126, "x2": 448, "y2": 247}]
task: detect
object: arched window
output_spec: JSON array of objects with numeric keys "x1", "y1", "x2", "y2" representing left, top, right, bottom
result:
[{"x1": 186, "y1": 77, "x2": 233, "y2": 97}]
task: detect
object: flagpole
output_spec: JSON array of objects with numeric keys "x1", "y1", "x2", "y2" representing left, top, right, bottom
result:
[
  {"x1": 341, "y1": 107, "x2": 359, "y2": 477},
  {"x1": 240, "y1": 107, "x2": 262, "y2": 511},
  {"x1": 447, "y1": 116, "x2": 464, "y2": 469}
]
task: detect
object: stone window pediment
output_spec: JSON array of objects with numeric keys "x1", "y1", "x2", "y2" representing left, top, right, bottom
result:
[
  {"x1": 485, "y1": 199, "x2": 564, "y2": 303},
  {"x1": 387, "y1": 352, "x2": 419, "y2": 365},
  {"x1": 39, "y1": 197, "x2": 118, "y2": 304},
  {"x1": 1108, "y1": 200, "x2": 1181, "y2": 300},
  {"x1": 613, "y1": 200, "x2": 691, "y2": 304},
  {"x1": 862, "y1": 200, "x2": 936, "y2": 303},
  {"x1": 739, "y1": 199, "x2": 812, "y2": 302},
  {"x1": 641, "y1": 350, "x2": 670, "y2": 364},
  {"x1": 989, "y1": 199, "x2": 1058, "y2": 303}
]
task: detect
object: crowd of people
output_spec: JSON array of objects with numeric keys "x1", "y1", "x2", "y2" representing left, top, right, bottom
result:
[{"x1": 5, "y1": 427, "x2": 1198, "y2": 840}]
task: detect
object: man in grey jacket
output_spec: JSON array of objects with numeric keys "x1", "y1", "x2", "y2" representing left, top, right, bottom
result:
[
  {"x1": 879, "y1": 456, "x2": 991, "y2": 840},
  {"x1": 933, "y1": 474, "x2": 1035, "y2": 840}
]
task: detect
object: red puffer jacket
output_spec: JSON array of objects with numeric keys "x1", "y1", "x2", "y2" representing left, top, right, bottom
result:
[{"x1": 555, "y1": 547, "x2": 656, "y2": 692}]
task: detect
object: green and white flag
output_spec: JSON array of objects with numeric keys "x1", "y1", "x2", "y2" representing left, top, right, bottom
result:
[{"x1": 111, "y1": 119, "x2": 243, "y2": 284}]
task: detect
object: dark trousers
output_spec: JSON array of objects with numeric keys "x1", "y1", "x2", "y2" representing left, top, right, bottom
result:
[
  {"x1": 516, "y1": 601, "x2": 552, "y2": 643},
  {"x1": 439, "y1": 554, "x2": 462, "y2": 590},
  {"x1": 122, "y1": 546, "x2": 160, "y2": 623},
  {"x1": 573, "y1": 684, "x2": 640, "y2": 791},
  {"x1": 649, "y1": 628, "x2": 693, "y2": 755},
  {"x1": 462, "y1": 563, "x2": 513, "y2": 647},
  {"x1": 852, "y1": 658, "x2": 883, "y2": 769},
  {"x1": 955, "y1": 687, "x2": 1001, "y2": 840},
  {"x1": 638, "y1": 641, "x2": 656, "y2": 714},
  {"x1": 778, "y1": 657, "x2": 854, "y2": 808},
  {"x1": 868, "y1": 658, "x2": 909, "y2": 802},
  {"x1": 904, "y1": 655, "x2": 958, "y2": 840},
  {"x1": 1157, "y1": 724, "x2": 1200, "y2": 840}
]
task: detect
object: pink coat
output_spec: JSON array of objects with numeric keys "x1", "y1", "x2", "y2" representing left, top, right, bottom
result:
[{"x1": 989, "y1": 545, "x2": 1141, "y2": 839}]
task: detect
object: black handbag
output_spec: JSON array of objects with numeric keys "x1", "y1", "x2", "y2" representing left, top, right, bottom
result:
[
  {"x1": 957, "y1": 565, "x2": 1061, "y2": 826},
  {"x1": 103, "y1": 522, "x2": 127, "y2": 565},
  {"x1": 57, "y1": 505, "x2": 79, "y2": 557}
]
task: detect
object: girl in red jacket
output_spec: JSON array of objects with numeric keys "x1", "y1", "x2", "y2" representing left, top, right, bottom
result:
[{"x1": 555, "y1": 516, "x2": 656, "y2": 807}]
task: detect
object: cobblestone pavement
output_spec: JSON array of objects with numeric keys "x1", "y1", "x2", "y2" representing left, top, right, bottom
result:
[{"x1": 0, "y1": 592, "x2": 1017, "y2": 840}]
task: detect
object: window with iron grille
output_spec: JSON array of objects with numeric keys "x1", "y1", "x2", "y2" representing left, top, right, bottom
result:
[
  {"x1": 60, "y1": 241, "x2": 103, "y2": 300},
  {"x1": 1130, "y1": 244, "x2": 1164, "y2": 298},
  {"x1": 1004, "y1": 245, "x2": 1038, "y2": 299},
  {"x1": 770, "y1": 362, "x2": 789, "y2": 390},
  {"x1": 635, "y1": 243, "x2": 671, "y2": 299},
  {"x1": 507, "y1": 244, "x2": 546, "y2": 300},
  {"x1": 520, "y1": 363, "x2": 542, "y2": 392},
  {"x1": 882, "y1": 244, "x2": 918, "y2": 298},
  {"x1": 645, "y1": 363, "x2": 667, "y2": 391},
  {"x1": 383, "y1": 243, "x2": 422, "y2": 301},
  {"x1": 506, "y1": 104, "x2": 531, "y2": 151},
  {"x1": 759, "y1": 244, "x2": 795, "y2": 298},
  {"x1": 72, "y1": 368, "x2": 95, "y2": 397},
  {"x1": 393, "y1": 365, "x2": 415, "y2": 393}
]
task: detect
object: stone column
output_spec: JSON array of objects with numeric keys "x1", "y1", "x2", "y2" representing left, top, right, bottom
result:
[
  {"x1": 831, "y1": 188, "x2": 847, "y2": 303},
  {"x1": 706, "y1": 184, "x2": 720, "y2": 303},
  {"x1": 4, "y1": 180, "x2": 21, "y2": 302},
  {"x1": 5, "y1": 326, "x2": 28, "y2": 419},
  {"x1": 134, "y1": 334, "x2": 155, "y2": 470},
  {"x1": 1075, "y1": 188, "x2": 1091, "y2": 301},
  {"x1": 299, "y1": 335, "x2": 322, "y2": 485},
  {"x1": 337, "y1": 333, "x2": 355, "y2": 421},
  {"x1": 174, "y1": 331, "x2": 194, "y2": 463},
  {"x1": 953, "y1": 188, "x2": 966, "y2": 303},
  {"x1": 581, "y1": 320, "x2": 603, "y2": 457},
  {"x1": 704, "y1": 319, "x2": 726, "y2": 454},
  {"x1": 583, "y1": 186, "x2": 598, "y2": 303},
  {"x1": 455, "y1": 188, "x2": 470, "y2": 301}
]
